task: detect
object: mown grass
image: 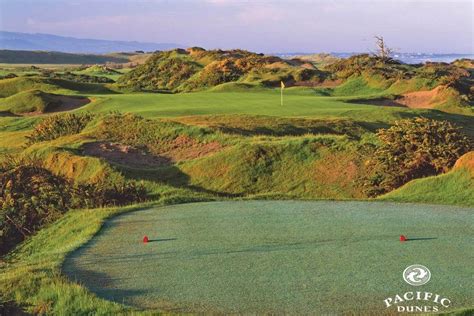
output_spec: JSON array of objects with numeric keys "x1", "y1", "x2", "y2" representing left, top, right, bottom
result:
[
  {"x1": 0, "y1": 193, "x2": 218, "y2": 315},
  {"x1": 84, "y1": 90, "x2": 424, "y2": 123},
  {"x1": 62, "y1": 201, "x2": 474, "y2": 314}
]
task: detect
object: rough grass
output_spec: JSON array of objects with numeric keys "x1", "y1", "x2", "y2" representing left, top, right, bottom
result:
[
  {"x1": 178, "y1": 138, "x2": 367, "y2": 198},
  {"x1": 0, "y1": 205, "x2": 141, "y2": 315},
  {"x1": 62, "y1": 201, "x2": 474, "y2": 314},
  {"x1": 380, "y1": 168, "x2": 474, "y2": 206},
  {"x1": 174, "y1": 114, "x2": 375, "y2": 137}
]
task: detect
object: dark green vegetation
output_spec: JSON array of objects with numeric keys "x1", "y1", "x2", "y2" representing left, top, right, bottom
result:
[
  {"x1": 0, "y1": 49, "x2": 473, "y2": 315},
  {"x1": 363, "y1": 118, "x2": 472, "y2": 196},
  {"x1": 63, "y1": 201, "x2": 474, "y2": 314}
]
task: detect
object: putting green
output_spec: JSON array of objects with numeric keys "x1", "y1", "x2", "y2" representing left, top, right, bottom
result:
[{"x1": 63, "y1": 201, "x2": 474, "y2": 314}]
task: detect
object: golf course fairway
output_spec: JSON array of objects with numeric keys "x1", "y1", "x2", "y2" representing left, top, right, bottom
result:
[{"x1": 63, "y1": 201, "x2": 474, "y2": 314}]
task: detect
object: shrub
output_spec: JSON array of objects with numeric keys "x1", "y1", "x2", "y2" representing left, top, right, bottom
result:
[
  {"x1": 0, "y1": 159, "x2": 146, "y2": 255},
  {"x1": 363, "y1": 118, "x2": 472, "y2": 196},
  {"x1": 26, "y1": 112, "x2": 94, "y2": 144}
]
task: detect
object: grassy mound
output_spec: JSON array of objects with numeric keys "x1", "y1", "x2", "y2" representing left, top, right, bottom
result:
[
  {"x1": 79, "y1": 65, "x2": 121, "y2": 76},
  {"x1": 177, "y1": 139, "x2": 368, "y2": 199},
  {"x1": 0, "y1": 89, "x2": 90, "y2": 115},
  {"x1": 381, "y1": 151, "x2": 474, "y2": 206},
  {"x1": 0, "y1": 77, "x2": 65, "y2": 97},
  {"x1": 117, "y1": 48, "x2": 324, "y2": 92},
  {"x1": 324, "y1": 55, "x2": 473, "y2": 114},
  {"x1": 0, "y1": 76, "x2": 114, "y2": 97},
  {"x1": 0, "y1": 89, "x2": 62, "y2": 114},
  {"x1": 63, "y1": 201, "x2": 474, "y2": 314}
]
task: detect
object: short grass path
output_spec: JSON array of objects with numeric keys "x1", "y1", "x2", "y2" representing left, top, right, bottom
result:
[{"x1": 63, "y1": 201, "x2": 474, "y2": 314}]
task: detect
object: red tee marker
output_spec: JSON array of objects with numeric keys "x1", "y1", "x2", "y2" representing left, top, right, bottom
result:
[
  {"x1": 400, "y1": 235, "x2": 407, "y2": 242},
  {"x1": 143, "y1": 236, "x2": 149, "y2": 243}
]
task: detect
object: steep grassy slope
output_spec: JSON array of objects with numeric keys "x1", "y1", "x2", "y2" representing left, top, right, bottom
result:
[
  {"x1": 0, "y1": 89, "x2": 83, "y2": 114},
  {"x1": 177, "y1": 138, "x2": 368, "y2": 199},
  {"x1": 0, "y1": 89, "x2": 60, "y2": 114},
  {"x1": 381, "y1": 152, "x2": 474, "y2": 206},
  {"x1": 0, "y1": 77, "x2": 68, "y2": 97}
]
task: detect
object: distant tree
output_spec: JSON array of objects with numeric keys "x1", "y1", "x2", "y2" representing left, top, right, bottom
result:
[{"x1": 374, "y1": 36, "x2": 395, "y2": 61}]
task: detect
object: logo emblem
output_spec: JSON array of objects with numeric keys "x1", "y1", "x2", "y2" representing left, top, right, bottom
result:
[{"x1": 403, "y1": 265, "x2": 431, "y2": 286}]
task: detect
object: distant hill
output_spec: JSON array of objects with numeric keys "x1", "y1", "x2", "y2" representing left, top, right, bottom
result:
[
  {"x1": 0, "y1": 50, "x2": 130, "y2": 64},
  {"x1": 117, "y1": 47, "x2": 325, "y2": 92},
  {"x1": 0, "y1": 31, "x2": 182, "y2": 54}
]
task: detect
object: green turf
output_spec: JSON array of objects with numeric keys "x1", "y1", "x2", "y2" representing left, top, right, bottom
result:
[
  {"x1": 380, "y1": 168, "x2": 474, "y2": 206},
  {"x1": 0, "y1": 89, "x2": 60, "y2": 114},
  {"x1": 84, "y1": 90, "x2": 422, "y2": 122},
  {"x1": 63, "y1": 200, "x2": 474, "y2": 314}
]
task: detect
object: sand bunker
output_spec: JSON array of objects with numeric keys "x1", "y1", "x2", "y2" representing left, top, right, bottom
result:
[
  {"x1": 51, "y1": 95, "x2": 91, "y2": 113},
  {"x1": 351, "y1": 86, "x2": 445, "y2": 109},
  {"x1": 454, "y1": 151, "x2": 474, "y2": 175},
  {"x1": 161, "y1": 135, "x2": 222, "y2": 161},
  {"x1": 83, "y1": 136, "x2": 222, "y2": 168},
  {"x1": 21, "y1": 95, "x2": 91, "y2": 116},
  {"x1": 395, "y1": 86, "x2": 444, "y2": 109}
]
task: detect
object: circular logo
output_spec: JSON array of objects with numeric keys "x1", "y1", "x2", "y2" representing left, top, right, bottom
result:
[{"x1": 403, "y1": 264, "x2": 431, "y2": 286}]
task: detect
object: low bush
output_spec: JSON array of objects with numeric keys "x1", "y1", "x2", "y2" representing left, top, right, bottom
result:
[
  {"x1": 0, "y1": 158, "x2": 146, "y2": 255},
  {"x1": 363, "y1": 117, "x2": 472, "y2": 196},
  {"x1": 26, "y1": 112, "x2": 94, "y2": 144}
]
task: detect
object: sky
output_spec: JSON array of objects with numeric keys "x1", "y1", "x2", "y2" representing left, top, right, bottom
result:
[{"x1": 0, "y1": 0, "x2": 472, "y2": 53}]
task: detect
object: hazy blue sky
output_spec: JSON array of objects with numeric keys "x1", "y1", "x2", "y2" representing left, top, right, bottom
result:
[{"x1": 0, "y1": 0, "x2": 472, "y2": 53}]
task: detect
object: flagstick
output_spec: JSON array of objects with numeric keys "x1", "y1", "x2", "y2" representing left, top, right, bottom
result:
[{"x1": 281, "y1": 85, "x2": 283, "y2": 106}]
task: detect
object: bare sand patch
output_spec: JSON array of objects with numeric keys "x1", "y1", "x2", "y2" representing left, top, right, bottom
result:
[
  {"x1": 83, "y1": 142, "x2": 170, "y2": 168},
  {"x1": 83, "y1": 136, "x2": 223, "y2": 168},
  {"x1": 52, "y1": 95, "x2": 91, "y2": 112},
  {"x1": 454, "y1": 151, "x2": 474, "y2": 176},
  {"x1": 160, "y1": 135, "x2": 223, "y2": 161},
  {"x1": 350, "y1": 86, "x2": 445, "y2": 109}
]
